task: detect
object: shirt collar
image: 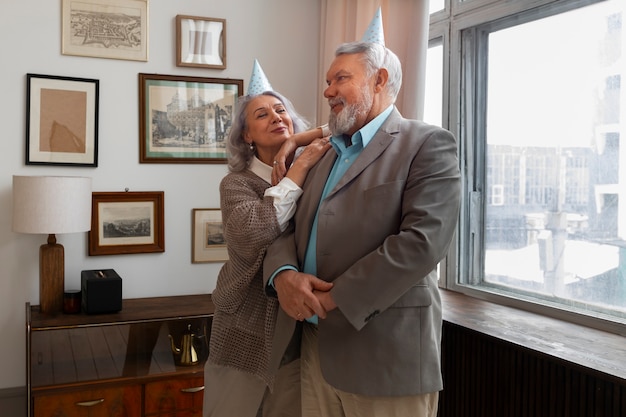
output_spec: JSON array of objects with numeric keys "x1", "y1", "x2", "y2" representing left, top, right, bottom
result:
[{"x1": 248, "y1": 156, "x2": 272, "y2": 183}]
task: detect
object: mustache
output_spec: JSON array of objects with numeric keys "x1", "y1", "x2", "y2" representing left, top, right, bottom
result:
[{"x1": 328, "y1": 97, "x2": 345, "y2": 108}]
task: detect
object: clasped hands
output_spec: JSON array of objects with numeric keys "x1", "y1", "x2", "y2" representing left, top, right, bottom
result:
[{"x1": 273, "y1": 269, "x2": 336, "y2": 321}]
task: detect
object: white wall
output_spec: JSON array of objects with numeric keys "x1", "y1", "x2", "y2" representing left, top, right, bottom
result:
[{"x1": 0, "y1": 0, "x2": 321, "y2": 390}]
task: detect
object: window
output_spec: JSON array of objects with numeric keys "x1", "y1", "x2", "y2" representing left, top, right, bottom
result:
[
  {"x1": 429, "y1": 0, "x2": 445, "y2": 15},
  {"x1": 429, "y1": 0, "x2": 626, "y2": 332},
  {"x1": 491, "y1": 185, "x2": 504, "y2": 206},
  {"x1": 424, "y1": 40, "x2": 444, "y2": 127}
]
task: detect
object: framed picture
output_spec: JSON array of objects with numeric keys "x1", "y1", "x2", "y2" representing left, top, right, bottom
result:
[
  {"x1": 89, "y1": 191, "x2": 165, "y2": 256},
  {"x1": 176, "y1": 15, "x2": 226, "y2": 69},
  {"x1": 192, "y1": 208, "x2": 228, "y2": 263},
  {"x1": 139, "y1": 73, "x2": 242, "y2": 163},
  {"x1": 26, "y1": 73, "x2": 99, "y2": 167},
  {"x1": 61, "y1": 0, "x2": 148, "y2": 61}
]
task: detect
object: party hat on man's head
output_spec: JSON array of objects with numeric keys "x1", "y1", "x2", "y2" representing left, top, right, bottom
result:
[
  {"x1": 247, "y1": 59, "x2": 273, "y2": 95},
  {"x1": 361, "y1": 7, "x2": 385, "y2": 45}
]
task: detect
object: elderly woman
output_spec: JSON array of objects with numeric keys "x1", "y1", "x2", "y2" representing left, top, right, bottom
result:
[{"x1": 203, "y1": 90, "x2": 331, "y2": 417}]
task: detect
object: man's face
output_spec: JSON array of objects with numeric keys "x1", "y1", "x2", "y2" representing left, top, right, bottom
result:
[{"x1": 324, "y1": 53, "x2": 374, "y2": 136}]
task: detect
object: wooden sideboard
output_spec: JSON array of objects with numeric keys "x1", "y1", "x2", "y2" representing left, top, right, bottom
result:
[{"x1": 26, "y1": 294, "x2": 214, "y2": 417}]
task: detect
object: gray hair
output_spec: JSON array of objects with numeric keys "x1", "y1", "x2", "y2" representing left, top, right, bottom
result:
[
  {"x1": 335, "y1": 41, "x2": 402, "y2": 102},
  {"x1": 227, "y1": 91, "x2": 310, "y2": 172}
]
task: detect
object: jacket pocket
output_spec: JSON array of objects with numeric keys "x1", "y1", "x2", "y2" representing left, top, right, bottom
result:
[
  {"x1": 363, "y1": 180, "x2": 404, "y2": 202},
  {"x1": 391, "y1": 285, "x2": 432, "y2": 308}
]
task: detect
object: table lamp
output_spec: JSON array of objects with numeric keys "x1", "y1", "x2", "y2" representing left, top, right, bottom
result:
[{"x1": 12, "y1": 175, "x2": 92, "y2": 314}]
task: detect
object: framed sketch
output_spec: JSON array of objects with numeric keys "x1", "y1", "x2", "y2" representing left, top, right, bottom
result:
[
  {"x1": 192, "y1": 208, "x2": 228, "y2": 263},
  {"x1": 89, "y1": 191, "x2": 165, "y2": 256},
  {"x1": 62, "y1": 0, "x2": 148, "y2": 61},
  {"x1": 139, "y1": 73, "x2": 242, "y2": 163},
  {"x1": 176, "y1": 15, "x2": 226, "y2": 69},
  {"x1": 26, "y1": 73, "x2": 99, "y2": 167}
]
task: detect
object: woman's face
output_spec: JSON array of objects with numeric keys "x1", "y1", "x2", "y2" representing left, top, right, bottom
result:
[{"x1": 243, "y1": 95, "x2": 294, "y2": 163}]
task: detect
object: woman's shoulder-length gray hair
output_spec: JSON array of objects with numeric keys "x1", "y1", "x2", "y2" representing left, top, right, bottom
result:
[{"x1": 227, "y1": 90, "x2": 310, "y2": 172}]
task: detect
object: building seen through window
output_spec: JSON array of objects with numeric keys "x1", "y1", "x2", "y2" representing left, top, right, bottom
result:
[
  {"x1": 427, "y1": 0, "x2": 625, "y2": 326},
  {"x1": 483, "y1": 0, "x2": 624, "y2": 317}
]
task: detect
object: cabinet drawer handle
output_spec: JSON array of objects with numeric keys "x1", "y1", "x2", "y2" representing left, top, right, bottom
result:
[
  {"x1": 75, "y1": 399, "x2": 105, "y2": 407},
  {"x1": 181, "y1": 385, "x2": 205, "y2": 393}
]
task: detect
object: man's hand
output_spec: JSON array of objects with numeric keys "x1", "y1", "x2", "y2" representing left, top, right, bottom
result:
[
  {"x1": 273, "y1": 270, "x2": 333, "y2": 320},
  {"x1": 314, "y1": 290, "x2": 337, "y2": 314}
]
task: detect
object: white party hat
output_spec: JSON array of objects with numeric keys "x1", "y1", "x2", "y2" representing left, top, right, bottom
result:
[
  {"x1": 361, "y1": 7, "x2": 385, "y2": 45},
  {"x1": 247, "y1": 59, "x2": 273, "y2": 95}
]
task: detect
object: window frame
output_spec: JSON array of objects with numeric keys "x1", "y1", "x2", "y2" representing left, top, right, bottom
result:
[
  {"x1": 429, "y1": 14, "x2": 455, "y2": 289},
  {"x1": 433, "y1": 0, "x2": 626, "y2": 335}
]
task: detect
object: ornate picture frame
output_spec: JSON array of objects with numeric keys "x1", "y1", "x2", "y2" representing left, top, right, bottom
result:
[
  {"x1": 26, "y1": 73, "x2": 99, "y2": 167},
  {"x1": 176, "y1": 15, "x2": 226, "y2": 69},
  {"x1": 192, "y1": 208, "x2": 228, "y2": 263},
  {"x1": 138, "y1": 73, "x2": 242, "y2": 163},
  {"x1": 61, "y1": 0, "x2": 149, "y2": 61},
  {"x1": 89, "y1": 191, "x2": 165, "y2": 256}
]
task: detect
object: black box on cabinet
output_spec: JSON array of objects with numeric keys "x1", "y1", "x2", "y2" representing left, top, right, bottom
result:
[{"x1": 81, "y1": 269, "x2": 122, "y2": 314}]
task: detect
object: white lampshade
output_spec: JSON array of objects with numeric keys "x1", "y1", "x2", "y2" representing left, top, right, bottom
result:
[{"x1": 12, "y1": 175, "x2": 92, "y2": 234}]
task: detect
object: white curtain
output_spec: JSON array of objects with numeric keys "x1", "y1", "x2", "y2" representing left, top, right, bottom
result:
[{"x1": 317, "y1": 0, "x2": 430, "y2": 123}]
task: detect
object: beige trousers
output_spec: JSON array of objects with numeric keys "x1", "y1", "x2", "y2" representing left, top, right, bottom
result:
[
  {"x1": 203, "y1": 358, "x2": 301, "y2": 417},
  {"x1": 301, "y1": 324, "x2": 439, "y2": 417}
]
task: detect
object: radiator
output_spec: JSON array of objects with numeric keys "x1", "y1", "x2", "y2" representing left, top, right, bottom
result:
[{"x1": 439, "y1": 322, "x2": 626, "y2": 417}]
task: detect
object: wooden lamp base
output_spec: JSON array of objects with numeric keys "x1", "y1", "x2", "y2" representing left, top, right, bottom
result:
[{"x1": 39, "y1": 234, "x2": 65, "y2": 314}]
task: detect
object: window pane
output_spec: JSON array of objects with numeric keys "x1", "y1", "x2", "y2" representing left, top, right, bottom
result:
[
  {"x1": 425, "y1": 41, "x2": 445, "y2": 283},
  {"x1": 430, "y1": 0, "x2": 445, "y2": 15},
  {"x1": 483, "y1": 0, "x2": 625, "y2": 317},
  {"x1": 424, "y1": 42, "x2": 443, "y2": 126}
]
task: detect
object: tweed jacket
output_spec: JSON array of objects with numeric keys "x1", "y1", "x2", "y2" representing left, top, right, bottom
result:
[
  {"x1": 264, "y1": 108, "x2": 461, "y2": 396},
  {"x1": 209, "y1": 170, "x2": 297, "y2": 388}
]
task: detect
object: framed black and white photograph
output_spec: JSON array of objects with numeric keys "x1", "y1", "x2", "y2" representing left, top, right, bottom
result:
[
  {"x1": 139, "y1": 73, "x2": 242, "y2": 163},
  {"x1": 89, "y1": 191, "x2": 165, "y2": 256},
  {"x1": 192, "y1": 208, "x2": 228, "y2": 263},
  {"x1": 26, "y1": 73, "x2": 99, "y2": 167},
  {"x1": 62, "y1": 0, "x2": 148, "y2": 61},
  {"x1": 176, "y1": 15, "x2": 226, "y2": 69}
]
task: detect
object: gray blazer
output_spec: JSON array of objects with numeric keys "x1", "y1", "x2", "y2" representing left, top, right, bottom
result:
[{"x1": 264, "y1": 108, "x2": 461, "y2": 396}]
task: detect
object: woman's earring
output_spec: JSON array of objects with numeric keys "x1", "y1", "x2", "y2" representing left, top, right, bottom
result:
[{"x1": 249, "y1": 142, "x2": 254, "y2": 151}]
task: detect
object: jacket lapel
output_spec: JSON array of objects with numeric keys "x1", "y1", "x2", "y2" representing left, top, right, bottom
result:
[
  {"x1": 328, "y1": 108, "x2": 402, "y2": 196},
  {"x1": 297, "y1": 148, "x2": 338, "y2": 232}
]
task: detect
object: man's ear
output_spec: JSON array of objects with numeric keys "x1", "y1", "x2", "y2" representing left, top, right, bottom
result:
[{"x1": 374, "y1": 68, "x2": 389, "y2": 92}]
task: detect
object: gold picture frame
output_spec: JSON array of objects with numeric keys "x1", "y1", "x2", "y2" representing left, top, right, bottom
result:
[
  {"x1": 62, "y1": 0, "x2": 149, "y2": 61},
  {"x1": 192, "y1": 208, "x2": 228, "y2": 263},
  {"x1": 89, "y1": 191, "x2": 165, "y2": 256},
  {"x1": 176, "y1": 15, "x2": 226, "y2": 69}
]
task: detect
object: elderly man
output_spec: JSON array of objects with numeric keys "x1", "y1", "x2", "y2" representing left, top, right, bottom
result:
[{"x1": 264, "y1": 41, "x2": 461, "y2": 417}]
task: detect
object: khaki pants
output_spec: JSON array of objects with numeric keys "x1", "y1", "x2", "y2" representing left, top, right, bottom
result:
[
  {"x1": 203, "y1": 359, "x2": 301, "y2": 417},
  {"x1": 301, "y1": 324, "x2": 439, "y2": 417}
]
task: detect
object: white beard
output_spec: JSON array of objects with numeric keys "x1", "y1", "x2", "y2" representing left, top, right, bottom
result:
[{"x1": 328, "y1": 89, "x2": 372, "y2": 136}]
